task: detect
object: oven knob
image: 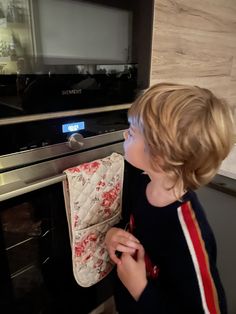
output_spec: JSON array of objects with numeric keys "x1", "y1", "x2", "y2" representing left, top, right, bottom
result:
[{"x1": 68, "y1": 133, "x2": 84, "y2": 150}]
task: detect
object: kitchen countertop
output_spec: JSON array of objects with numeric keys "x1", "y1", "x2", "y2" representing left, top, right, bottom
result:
[
  {"x1": 210, "y1": 174, "x2": 236, "y2": 197},
  {"x1": 210, "y1": 144, "x2": 236, "y2": 196},
  {"x1": 218, "y1": 144, "x2": 236, "y2": 180}
]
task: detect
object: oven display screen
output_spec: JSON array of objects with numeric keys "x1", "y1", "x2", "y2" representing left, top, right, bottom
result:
[{"x1": 62, "y1": 122, "x2": 85, "y2": 133}]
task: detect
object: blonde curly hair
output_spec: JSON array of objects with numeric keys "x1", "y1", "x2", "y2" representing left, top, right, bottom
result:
[{"x1": 128, "y1": 83, "x2": 234, "y2": 193}]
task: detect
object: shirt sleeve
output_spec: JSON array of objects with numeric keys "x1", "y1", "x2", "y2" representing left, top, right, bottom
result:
[
  {"x1": 137, "y1": 201, "x2": 226, "y2": 314},
  {"x1": 137, "y1": 280, "x2": 165, "y2": 313}
]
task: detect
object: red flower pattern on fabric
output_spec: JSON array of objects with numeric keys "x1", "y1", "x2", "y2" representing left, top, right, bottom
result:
[
  {"x1": 79, "y1": 161, "x2": 100, "y2": 175},
  {"x1": 74, "y1": 233, "x2": 97, "y2": 257},
  {"x1": 101, "y1": 182, "x2": 121, "y2": 209},
  {"x1": 96, "y1": 179, "x2": 106, "y2": 191},
  {"x1": 67, "y1": 161, "x2": 101, "y2": 174}
]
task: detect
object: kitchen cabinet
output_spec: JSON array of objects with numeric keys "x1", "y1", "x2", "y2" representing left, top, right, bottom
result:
[
  {"x1": 197, "y1": 179, "x2": 236, "y2": 314},
  {"x1": 150, "y1": 0, "x2": 236, "y2": 124}
]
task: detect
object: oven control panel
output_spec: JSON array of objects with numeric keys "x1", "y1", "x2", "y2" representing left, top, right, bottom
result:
[{"x1": 0, "y1": 109, "x2": 128, "y2": 156}]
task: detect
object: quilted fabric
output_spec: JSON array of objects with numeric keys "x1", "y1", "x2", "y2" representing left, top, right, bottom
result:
[{"x1": 63, "y1": 152, "x2": 124, "y2": 287}]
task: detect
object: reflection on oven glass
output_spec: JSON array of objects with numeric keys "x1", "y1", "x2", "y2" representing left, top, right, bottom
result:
[
  {"x1": 2, "y1": 202, "x2": 42, "y2": 247},
  {"x1": 11, "y1": 264, "x2": 44, "y2": 299}
]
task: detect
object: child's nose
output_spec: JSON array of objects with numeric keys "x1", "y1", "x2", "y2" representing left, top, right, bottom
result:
[{"x1": 123, "y1": 130, "x2": 128, "y2": 140}]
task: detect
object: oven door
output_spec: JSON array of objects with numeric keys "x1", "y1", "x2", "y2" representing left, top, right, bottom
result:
[{"x1": 0, "y1": 143, "x2": 123, "y2": 314}]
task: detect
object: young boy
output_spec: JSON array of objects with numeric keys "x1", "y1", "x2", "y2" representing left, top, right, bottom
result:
[{"x1": 105, "y1": 83, "x2": 234, "y2": 313}]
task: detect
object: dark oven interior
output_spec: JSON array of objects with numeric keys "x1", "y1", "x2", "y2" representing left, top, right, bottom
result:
[{"x1": 0, "y1": 183, "x2": 114, "y2": 314}]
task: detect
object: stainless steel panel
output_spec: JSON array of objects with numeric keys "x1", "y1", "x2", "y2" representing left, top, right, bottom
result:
[
  {"x1": 0, "y1": 104, "x2": 131, "y2": 126},
  {"x1": 0, "y1": 142, "x2": 124, "y2": 201},
  {"x1": 0, "y1": 130, "x2": 125, "y2": 171}
]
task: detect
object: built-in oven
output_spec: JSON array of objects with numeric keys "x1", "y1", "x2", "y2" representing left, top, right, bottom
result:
[
  {"x1": 0, "y1": 108, "x2": 127, "y2": 314},
  {"x1": 0, "y1": 0, "x2": 154, "y2": 120},
  {"x1": 0, "y1": 1, "x2": 154, "y2": 312}
]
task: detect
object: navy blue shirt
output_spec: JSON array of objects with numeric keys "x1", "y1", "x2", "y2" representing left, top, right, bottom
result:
[{"x1": 113, "y1": 162, "x2": 227, "y2": 314}]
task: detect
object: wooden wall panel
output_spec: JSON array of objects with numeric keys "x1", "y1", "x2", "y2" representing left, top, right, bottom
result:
[{"x1": 150, "y1": 0, "x2": 236, "y2": 125}]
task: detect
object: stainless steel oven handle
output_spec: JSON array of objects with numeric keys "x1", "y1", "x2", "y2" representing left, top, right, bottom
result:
[
  {"x1": 0, "y1": 174, "x2": 66, "y2": 202},
  {"x1": 0, "y1": 142, "x2": 124, "y2": 202}
]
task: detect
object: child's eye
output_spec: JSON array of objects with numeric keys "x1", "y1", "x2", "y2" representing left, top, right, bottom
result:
[{"x1": 127, "y1": 129, "x2": 133, "y2": 137}]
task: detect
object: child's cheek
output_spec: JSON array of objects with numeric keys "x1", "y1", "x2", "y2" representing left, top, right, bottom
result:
[{"x1": 123, "y1": 140, "x2": 127, "y2": 153}]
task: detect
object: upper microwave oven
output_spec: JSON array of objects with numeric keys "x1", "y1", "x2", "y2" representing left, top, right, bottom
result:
[{"x1": 0, "y1": 0, "x2": 154, "y2": 121}]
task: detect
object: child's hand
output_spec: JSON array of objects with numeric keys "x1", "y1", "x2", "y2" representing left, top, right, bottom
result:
[
  {"x1": 117, "y1": 244, "x2": 147, "y2": 301},
  {"x1": 105, "y1": 227, "x2": 140, "y2": 265}
]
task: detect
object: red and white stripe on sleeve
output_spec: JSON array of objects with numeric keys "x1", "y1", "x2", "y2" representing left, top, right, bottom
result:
[{"x1": 177, "y1": 202, "x2": 220, "y2": 314}]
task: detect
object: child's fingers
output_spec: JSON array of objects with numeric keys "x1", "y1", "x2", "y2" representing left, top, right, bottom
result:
[
  {"x1": 116, "y1": 230, "x2": 140, "y2": 243},
  {"x1": 117, "y1": 236, "x2": 140, "y2": 249},
  {"x1": 109, "y1": 250, "x2": 121, "y2": 265},
  {"x1": 137, "y1": 244, "x2": 145, "y2": 261},
  {"x1": 116, "y1": 244, "x2": 136, "y2": 254}
]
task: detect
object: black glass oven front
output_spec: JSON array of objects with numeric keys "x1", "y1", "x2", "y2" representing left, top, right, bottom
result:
[
  {"x1": 0, "y1": 183, "x2": 113, "y2": 314},
  {"x1": 0, "y1": 0, "x2": 142, "y2": 119}
]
